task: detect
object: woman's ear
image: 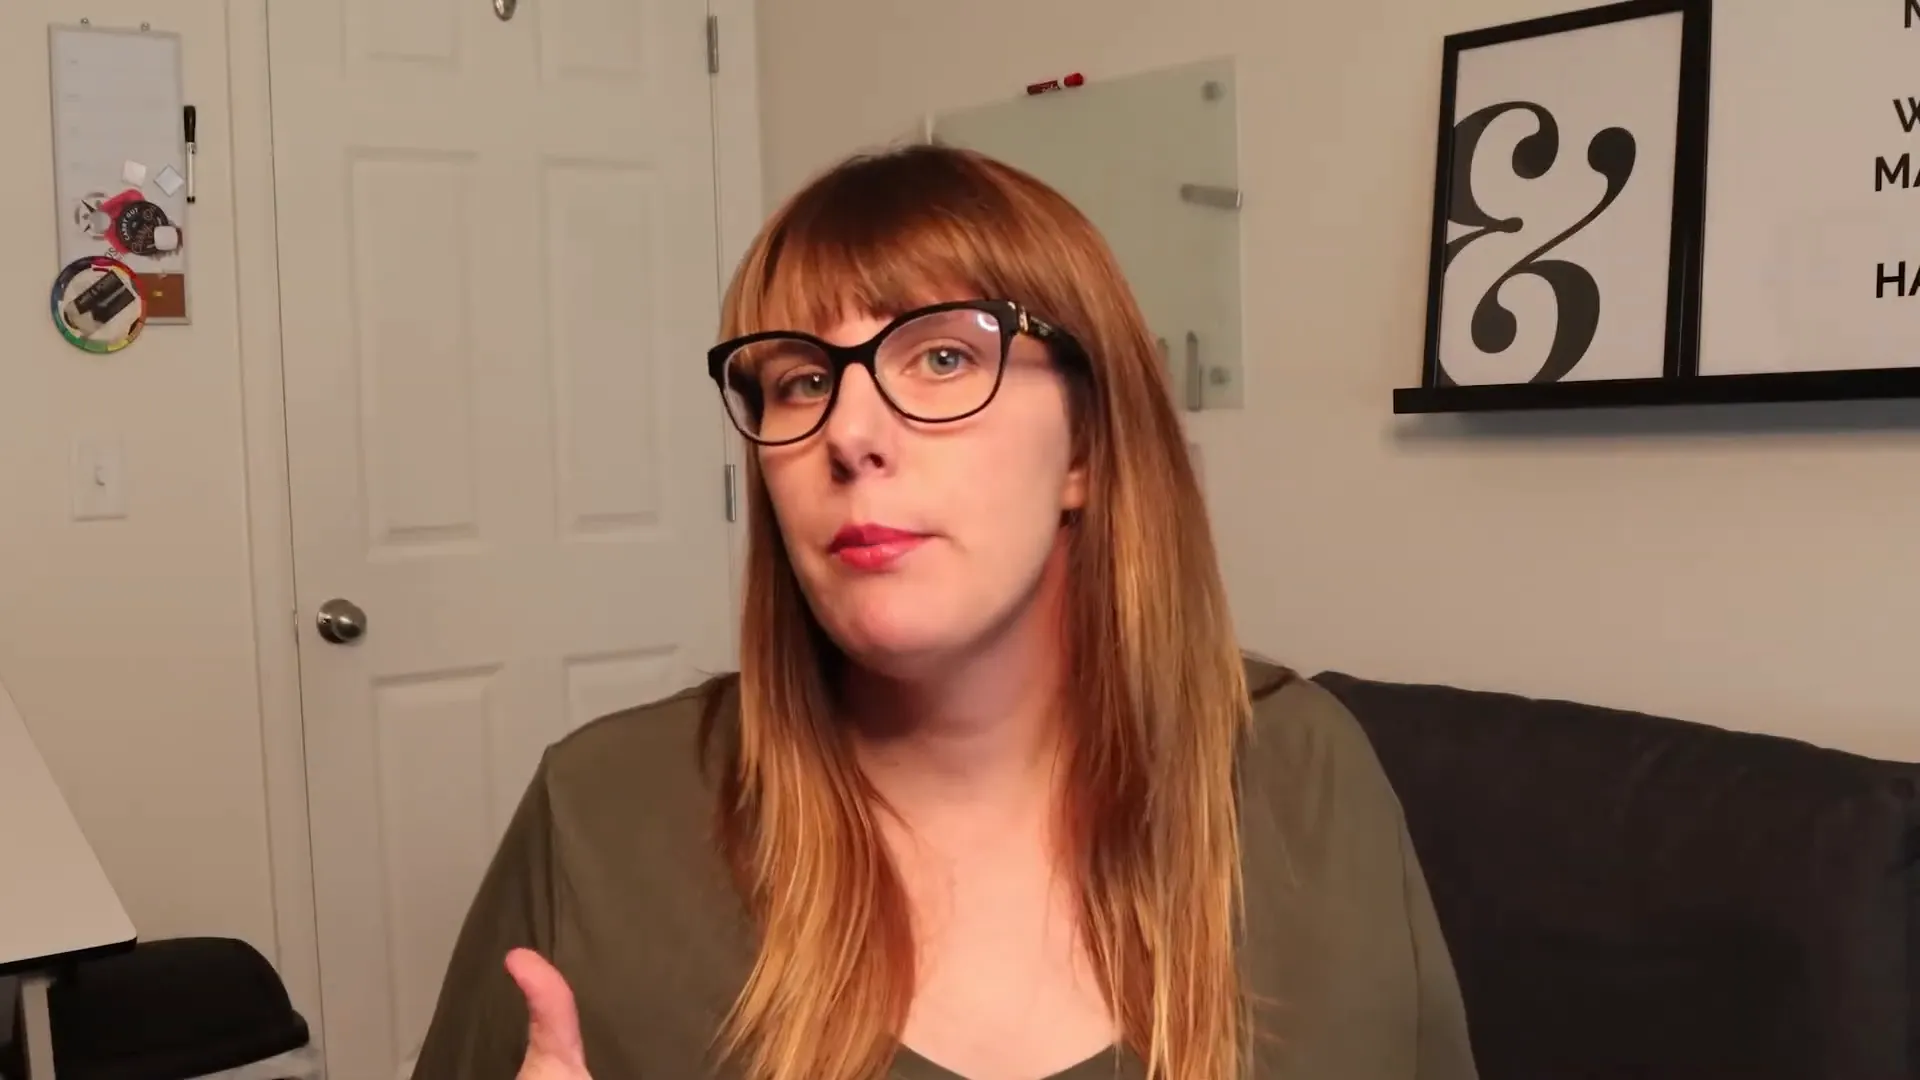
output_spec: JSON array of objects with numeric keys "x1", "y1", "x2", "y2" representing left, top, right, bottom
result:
[{"x1": 1060, "y1": 462, "x2": 1087, "y2": 512}]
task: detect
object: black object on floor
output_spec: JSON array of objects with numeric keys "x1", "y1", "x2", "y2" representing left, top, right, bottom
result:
[{"x1": 3, "y1": 936, "x2": 310, "y2": 1080}]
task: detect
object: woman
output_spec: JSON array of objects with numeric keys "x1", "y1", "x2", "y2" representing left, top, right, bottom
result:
[{"x1": 411, "y1": 144, "x2": 1477, "y2": 1080}]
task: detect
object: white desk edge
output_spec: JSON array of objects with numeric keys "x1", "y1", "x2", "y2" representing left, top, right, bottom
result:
[{"x1": 0, "y1": 676, "x2": 137, "y2": 1079}]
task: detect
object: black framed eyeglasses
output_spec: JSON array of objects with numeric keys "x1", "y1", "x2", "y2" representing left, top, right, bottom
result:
[{"x1": 707, "y1": 299, "x2": 1084, "y2": 447}]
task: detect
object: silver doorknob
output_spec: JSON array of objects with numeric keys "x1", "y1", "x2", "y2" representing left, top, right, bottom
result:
[{"x1": 316, "y1": 598, "x2": 368, "y2": 644}]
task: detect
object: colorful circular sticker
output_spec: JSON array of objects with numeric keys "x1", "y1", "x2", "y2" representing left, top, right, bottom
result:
[{"x1": 50, "y1": 255, "x2": 146, "y2": 354}]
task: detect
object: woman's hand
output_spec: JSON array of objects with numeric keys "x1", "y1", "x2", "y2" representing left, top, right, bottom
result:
[{"x1": 506, "y1": 948, "x2": 592, "y2": 1080}]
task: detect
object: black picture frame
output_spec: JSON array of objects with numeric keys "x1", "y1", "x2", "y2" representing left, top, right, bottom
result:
[
  {"x1": 1397, "y1": 0, "x2": 1920, "y2": 414},
  {"x1": 1398, "y1": 0, "x2": 1713, "y2": 414}
]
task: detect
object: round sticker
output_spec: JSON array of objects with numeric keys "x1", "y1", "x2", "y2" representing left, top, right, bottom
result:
[
  {"x1": 74, "y1": 191, "x2": 112, "y2": 239},
  {"x1": 50, "y1": 256, "x2": 146, "y2": 354},
  {"x1": 114, "y1": 200, "x2": 176, "y2": 257}
]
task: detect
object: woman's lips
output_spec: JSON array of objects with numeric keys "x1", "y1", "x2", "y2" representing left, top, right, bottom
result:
[{"x1": 829, "y1": 524, "x2": 928, "y2": 571}]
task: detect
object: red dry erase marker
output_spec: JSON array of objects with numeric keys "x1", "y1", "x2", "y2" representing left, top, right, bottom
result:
[{"x1": 1025, "y1": 72, "x2": 1086, "y2": 96}]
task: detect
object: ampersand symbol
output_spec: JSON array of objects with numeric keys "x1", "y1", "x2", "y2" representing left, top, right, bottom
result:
[{"x1": 1440, "y1": 101, "x2": 1637, "y2": 385}]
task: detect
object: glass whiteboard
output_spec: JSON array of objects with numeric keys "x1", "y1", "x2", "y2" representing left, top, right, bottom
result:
[{"x1": 932, "y1": 56, "x2": 1244, "y2": 411}]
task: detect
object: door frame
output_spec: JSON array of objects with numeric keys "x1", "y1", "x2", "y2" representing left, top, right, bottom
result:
[{"x1": 224, "y1": 0, "x2": 765, "y2": 1046}]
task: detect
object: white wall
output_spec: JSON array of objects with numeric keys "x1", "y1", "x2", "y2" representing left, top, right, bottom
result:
[
  {"x1": 0, "y1": 0, "x2": 278, "y2": 975},
  {"x1": 757, "y1": 0, "x2": 1920, "y2": 761}
]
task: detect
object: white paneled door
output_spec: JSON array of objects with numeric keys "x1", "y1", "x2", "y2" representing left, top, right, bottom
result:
[{"x1": 266, "y1": 0, "x2": 739, "y2": 1075}]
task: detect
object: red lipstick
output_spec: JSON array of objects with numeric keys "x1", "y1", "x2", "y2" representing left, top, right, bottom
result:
[{"x1": 829, "y1": 523, "x2": 927, "y2": 571}]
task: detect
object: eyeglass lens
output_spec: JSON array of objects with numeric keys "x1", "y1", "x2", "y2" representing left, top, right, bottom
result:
[{"x1": 720, "y1": 307, "x2": 1007, "y2": 442}]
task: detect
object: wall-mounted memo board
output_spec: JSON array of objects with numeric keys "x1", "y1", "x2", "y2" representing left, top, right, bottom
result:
[
  {"x1": 931, "y1": 57, "x2": 1245, "y2": 412},
  {"x1": 1396, "y1": 0, "x2": 1920, "y2": 414},
  {"x1": 48, "y1": 22, "x2": 192, "y2": 325}
]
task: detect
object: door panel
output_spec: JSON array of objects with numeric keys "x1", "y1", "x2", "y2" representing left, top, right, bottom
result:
[{"x1": 267, "y1": 0, "x2": 738, "y2": 1075}]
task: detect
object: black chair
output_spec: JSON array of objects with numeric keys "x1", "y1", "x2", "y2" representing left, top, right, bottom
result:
[{"x1": 5, "y1": 937, "x2": 313, "y2": 1080}]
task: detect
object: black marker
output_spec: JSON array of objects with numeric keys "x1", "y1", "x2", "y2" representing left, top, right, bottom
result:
[{"x1": 183, "y1": 105, "x2": 197, "y2": 204}]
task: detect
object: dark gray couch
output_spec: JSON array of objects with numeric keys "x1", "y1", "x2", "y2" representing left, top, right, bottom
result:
[{"x1": 1315, "y1": 671, "x2": 1919, "y2": 1080}]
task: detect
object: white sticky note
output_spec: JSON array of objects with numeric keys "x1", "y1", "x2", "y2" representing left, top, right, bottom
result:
[
  {"x1": 121, "y1": 160, "x2": 147, "y2": 186},
  {"x1": 152, "y1": 225, "x2": 180, "y2": 252},
  {"x1": 153, "y1": 165, "x2": 184, "y2": 197}
]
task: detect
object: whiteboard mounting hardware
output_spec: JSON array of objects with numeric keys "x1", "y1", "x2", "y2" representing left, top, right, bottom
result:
[
  {"x1": 1184, "y1": 332, "x2": 1203, "y2": 412},
  {"x1": 1179, "y1": 183, "x2": 1242, "y2": 211},
  {"x1": 75, "y1": 17, "x2": 167, "y2": 30},
  {"x1": 494, "y1": 0, "x2": 517, "y2": 20}
]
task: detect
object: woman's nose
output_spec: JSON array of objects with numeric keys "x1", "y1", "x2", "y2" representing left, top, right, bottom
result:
[{"x1": 822, "y1": 365, "x2": 895, "y2": 478}]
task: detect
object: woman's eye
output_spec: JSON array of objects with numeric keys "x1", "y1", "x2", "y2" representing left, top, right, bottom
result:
[
  {"x1": 774, "y1": 370, "x2": 830, "y2": 401},
  {"x1": 921, "y1": 347, "x2": 968, "y2": 375}
]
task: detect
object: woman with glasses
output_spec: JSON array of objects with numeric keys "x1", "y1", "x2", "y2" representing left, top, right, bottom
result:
[{"x1": 411, "y1": 144, "x2": 1477, "y2": 1080}]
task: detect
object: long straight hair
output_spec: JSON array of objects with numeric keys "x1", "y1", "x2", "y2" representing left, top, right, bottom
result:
[{"x1": 708, "y1": 143, "x2": 1253, "y2": 1080}]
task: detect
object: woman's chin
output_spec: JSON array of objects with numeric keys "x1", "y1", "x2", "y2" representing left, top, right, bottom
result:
[{"x1": 822, "y1": 606, "x2": 962, "y2": 679}]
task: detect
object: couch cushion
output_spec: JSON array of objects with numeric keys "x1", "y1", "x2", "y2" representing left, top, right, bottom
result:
[{"x1": 1313, "y1": 671, "x2": 1918, "y2": 1080}]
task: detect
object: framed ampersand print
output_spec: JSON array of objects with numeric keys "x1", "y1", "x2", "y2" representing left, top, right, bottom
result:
[{"x1": 1397, "y1": 0, "x2": 1712, "y2": 413}]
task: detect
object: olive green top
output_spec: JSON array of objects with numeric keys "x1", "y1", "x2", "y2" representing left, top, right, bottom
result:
[{"x1": 410, "y1": 660, "x2": 1479, "y2": 1080}]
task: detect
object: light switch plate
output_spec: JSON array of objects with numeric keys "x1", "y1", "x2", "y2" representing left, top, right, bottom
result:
[{"x1": 71, "y1": 436, "x2": 126, "y2": 521}]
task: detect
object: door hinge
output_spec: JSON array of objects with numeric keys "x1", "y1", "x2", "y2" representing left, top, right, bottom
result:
[
  {"x1": 705, "y1": 15, "x2": 720, "y2": 74},
  {"x1": 723, "y1": 463, "x2": 739, "y2": 522}
]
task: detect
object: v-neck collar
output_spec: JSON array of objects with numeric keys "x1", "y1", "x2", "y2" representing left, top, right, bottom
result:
[{"x1": 891, "y1": 1043, "x2": 1139, "y2": 1080}]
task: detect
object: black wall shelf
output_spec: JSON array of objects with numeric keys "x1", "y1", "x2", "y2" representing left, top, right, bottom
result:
[{"x1": 1392, "y1": 367, "x2": 1920, "y2": 414}]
